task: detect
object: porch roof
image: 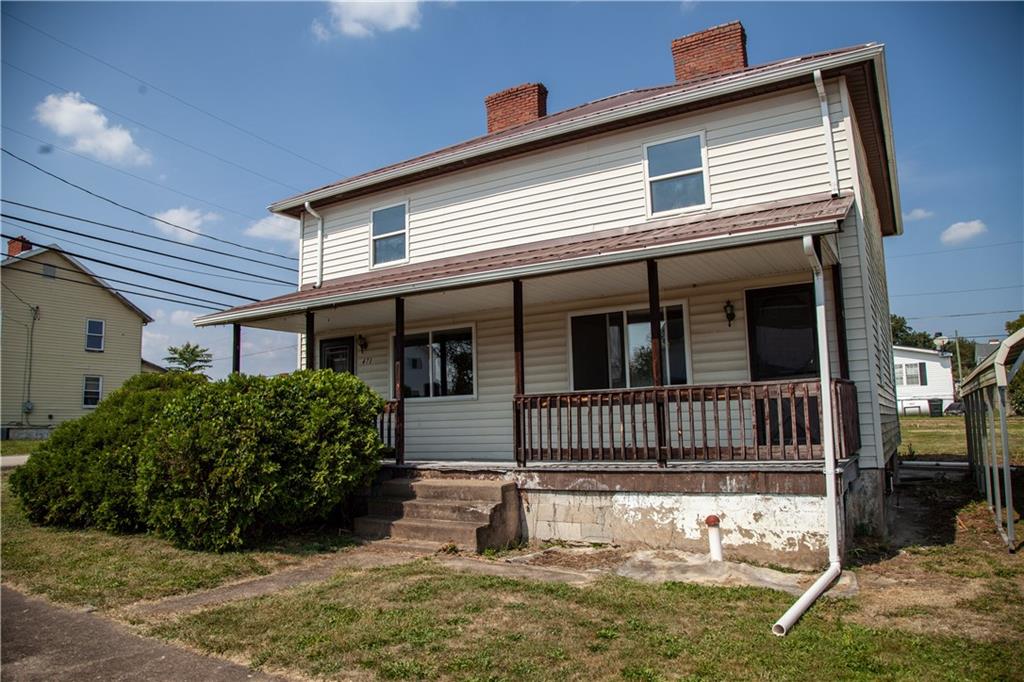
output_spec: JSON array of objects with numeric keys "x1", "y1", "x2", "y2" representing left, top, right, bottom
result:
[{"x1": 195, "y1": 191, "x2": 853, "y2": 327}]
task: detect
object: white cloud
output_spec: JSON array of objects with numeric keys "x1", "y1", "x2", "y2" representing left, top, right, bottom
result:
[
  {"x1": 245, "y1": 215, "x2": 298, "y2": 242},
  {"x1": 35, "y1": 92, "x2": 151, "y2": 166},
  {"x1": 940, "y1": 219, "x2": 987, "y2": 246},
  {"x1": 169, "y1": 309, "x2": 197, "y2": 327},
  {"x1": 902, "y1": 208, "x2": 934, "y2": 222},
  {"x1": 314, "y1": 1, "x2": 421, "y2": 39},
  {"x1": 151, "y1": 206, "x2": 219, "y2": 243}
]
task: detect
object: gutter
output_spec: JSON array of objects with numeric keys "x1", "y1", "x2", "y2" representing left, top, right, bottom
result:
[
  {"x1": 194, "y1": 218, "x2": 841, "y2": 327},
  {"x1": 813, "y1": 70, "x2": 840, "y2": 197},
  {"x1": 304, "y1": 201, "x2": 324, "y2": 288},
  {"x1": 269, "y1": 45, "x2": 886, "y2": 215},
  {"x1": 773, "y1": 236, "x2": 842, "y2": 636}
]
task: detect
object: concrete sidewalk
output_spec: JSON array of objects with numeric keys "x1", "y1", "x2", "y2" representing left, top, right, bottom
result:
[
  {"x1": 1, "y1": 586, "x2": 285, "y2": 681},
  {"x1": 1, "y1": 455, "x2": 29, "y2": 470}
]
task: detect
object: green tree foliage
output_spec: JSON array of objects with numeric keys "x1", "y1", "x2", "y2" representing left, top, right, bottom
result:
[
  {"x1": 891, "y1": 314, "x2": 936, "y2": 350},
  {"x1": 939, "y1": 337, "x2": 977, "y2": 386},
  {"x1": 9, "y1": 373, "x2": 206, "y2": 532},
  {"x1": 136, "y1": 370, "x2": 384, "y2": 551},
  {"x1": 164, "y1": 342, "x2": 213, "y2": 375},
  {"x1": 1006, "y1": 315, "x2": 1024, "y2": 414}
]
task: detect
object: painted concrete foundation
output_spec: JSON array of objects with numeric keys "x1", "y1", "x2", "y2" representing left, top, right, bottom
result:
[{"x1": 518, "y1": 490, "x2": 829, "y2": 570}]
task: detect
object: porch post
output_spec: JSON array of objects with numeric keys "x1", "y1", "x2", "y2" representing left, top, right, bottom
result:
[
  {"x1": 394, "y1": 297, "x2": 405, "y2": 465},
  {"x1": 231, "y1": 324, "x2": 241, "y2": 374},
  {"x1": 513, "y1": 279, "x2": 525, "y2": 466},
  {"x1": 646, "y1": 259, "x2": 667, "y2": 465},
  {"x1": 304, "y1": 311, "x2": 315, "y2": 370}
]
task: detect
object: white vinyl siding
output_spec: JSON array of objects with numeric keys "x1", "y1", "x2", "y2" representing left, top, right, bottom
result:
[{"x1": 300, "y1": 81, "x2": 851, "y2": 286}]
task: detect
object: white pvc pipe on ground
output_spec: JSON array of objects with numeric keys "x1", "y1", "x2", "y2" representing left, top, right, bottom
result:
[{"x1": 706, "y1": 515, "x2": 723, "y2": 562}]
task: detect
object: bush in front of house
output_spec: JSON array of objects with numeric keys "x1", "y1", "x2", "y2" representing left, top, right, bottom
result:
[
  {"x1": 9, "y1": 372, "x2": 207, "y2": 532},
  {"x1": 136, "y1": 370, "x2": 384, "y2": 552}
]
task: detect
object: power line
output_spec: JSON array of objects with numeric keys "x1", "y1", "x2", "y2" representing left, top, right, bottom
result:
[
  {"x1": 3, "y1": 126, "x2": 264, "y2": 222},
  {"x1": 0, "y1": 233, "x2": 260, "y2": 302},
  {"x1": 2, "y1": 149, "x2": 298, "y2": 264},
  {"x1": 2, "y1": 11, "x2": 343, "y2": 177},
  {"x1": 1, "y1": 279, "x2": 36, "y2": 310},
  {"x1": 3, "y1": 220, "x2": 275, "y2": 285},
  {"x1": 3, "y1": 213, "x2": 294, "y2": 285},
  {"x1": 210, "y1": 344, "x2": 297, "y2": 363},
  {"x1": 3, "y1": 261, "x2": 224, "y2": 311},
  {"x1": 890, "y1": 285, "x2": 1023, "y2": 298},
  {"x1": 2, "y1": 60, "x2": 304, "y2": 192},
  {"x1": 2, "y1": 199, "x2": 297, "y2": 273},
  {"x1": 888, "y1": 241, "x2": 1024, "y2": 259},
  {"x1": 905, "y1": 310, "x2": 1023, "y2": 321},
  {"x1": 2, "y1": 245, "x2": 235, "y2": 308}
]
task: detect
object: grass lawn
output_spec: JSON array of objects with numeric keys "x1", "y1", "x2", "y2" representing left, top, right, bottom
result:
[
  {"x1": 898, "y1": 415, "x2": 1024, "y2": 465},
  {"x1": 1, "y1": 476, "x2": 354, "y2": 610},
  {"x1": 0, "y1": 440, "x2": 41, "y2": 456}
]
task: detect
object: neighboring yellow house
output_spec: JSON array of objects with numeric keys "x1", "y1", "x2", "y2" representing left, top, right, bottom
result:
[{"x1": 1, "y1": 236, "x2": 153, "y2": 438}]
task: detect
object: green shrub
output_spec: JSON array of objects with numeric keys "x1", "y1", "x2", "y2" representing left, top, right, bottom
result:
[
  {"x1": 136, "y1": 370, "x2": 383, "y2": 551},
  {"x1": 10, "y1": 372, "x2": 206, "y2": 532}
]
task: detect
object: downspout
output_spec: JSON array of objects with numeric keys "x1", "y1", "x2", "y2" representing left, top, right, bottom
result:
[
  {"x1": 305, "y1": 201, "x2": 324, "y2": 288},
  {"x1": 813, "y1": 69, "x2": 840, "y2": 198},
  {"x1": 773, "y1": 235, "x2": 842, "y2": 636}
]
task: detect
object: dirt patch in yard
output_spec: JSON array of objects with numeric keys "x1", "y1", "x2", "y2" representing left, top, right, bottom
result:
[
  {"x1": 848, "y1": 476, "x2": 1024, "y2": 642},
  {"x1": 516, "y1": 547, "x2": 632, "y2": 571}
]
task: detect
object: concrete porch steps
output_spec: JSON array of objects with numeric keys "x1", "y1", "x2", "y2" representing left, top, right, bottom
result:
[{"x1": 353, "y1": 477, "x2": 520, "y2": 552}]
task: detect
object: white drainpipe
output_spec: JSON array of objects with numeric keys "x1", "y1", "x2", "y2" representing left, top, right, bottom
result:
[
  {"x1": 305, "y1": 201, "x2": 324, "y2": 288},
  {"x1": 813, "y1": 69, "x2": 840, "y2": 198},
  {"x1": 773, "y1": 235, "x2": 842, "y2": 636}
]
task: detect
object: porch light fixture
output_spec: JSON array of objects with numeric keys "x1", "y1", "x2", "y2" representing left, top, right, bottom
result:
[
  {"x1": 357, "y1": 335, "x2": 368, "y2": 352},
  {"x1": 723, "y1": 301, "x2": 735, "y2": 327}
]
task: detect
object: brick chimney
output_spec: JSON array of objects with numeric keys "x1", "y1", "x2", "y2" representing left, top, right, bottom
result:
[
  {"x1": 7, "y1": 235, "x2": 31, "y2": 257},
  {"x1": 484, "y1": 83, "x2": 548, "y2": 134},
  {"x1": 671, "y1": 21, "x2": 748, "y2": 83}
]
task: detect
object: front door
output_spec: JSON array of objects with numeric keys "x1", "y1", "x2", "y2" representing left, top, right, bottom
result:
[{"x1": 320, "y1": 337, "x2": 355, "y2": 374}]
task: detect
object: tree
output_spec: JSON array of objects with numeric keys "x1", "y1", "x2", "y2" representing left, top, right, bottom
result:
[
  {"x1": 1006, "y1": 314, "x2": 1024, "y2": 336},
  {"x1": 164, "y1": 342, "x2": 213, "y2": 375},
  {"x1": 939, "y1": 337, "x2": 976, "y2": 386},
  {"x1": 1006, "y1": 315, "x2": 1024, "y2": 414},
  {"x1": 890, "y1": 314, "x2": 936, "y2": 350}
]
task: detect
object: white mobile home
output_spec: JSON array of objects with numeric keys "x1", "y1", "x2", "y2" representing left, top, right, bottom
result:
[
  {"x1": 892, "y1": 345, "x2": 956, "y2": 416},
  {"x1": 196, "y1": 22, "x2": 903, "y2": 570}
]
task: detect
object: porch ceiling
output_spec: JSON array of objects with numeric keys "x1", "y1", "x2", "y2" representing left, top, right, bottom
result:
[{"x1": 207, "y1": 192, "x2": 852, "y2": 332}]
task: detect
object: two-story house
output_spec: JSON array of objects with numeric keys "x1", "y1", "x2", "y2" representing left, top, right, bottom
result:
[
  {"x1": 196, "y1": 23, "x2": 902, "y2": 578},
  {"x1": 1, "y1": 236, "x2": 153, "y2": 438}
]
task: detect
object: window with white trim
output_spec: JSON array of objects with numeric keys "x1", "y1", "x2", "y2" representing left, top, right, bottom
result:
[
  {"x1": 570, "y1": 304, "x2": 689, "y2": 390},
  {"x1": 371, "y1": 203, "x2": 407, "y2": 266},
  {"x1": 894, "y1": 364, "x2": 904, "y2": 386},
  {"x1": 85, "y1": 319, "x2": 105, "y2": 352},
  {"x1": 900, "y1": 362, "x2": 926, "y2": 386},
  {"x1": 395, "y1": 326, "x2": 474, "y2": 398},
  {"x1": 644, "y1": 133, "x2": 708, "y2": 215},
  {"x1": 83, "y1": 376, "x2": 102, "y2": 407}
]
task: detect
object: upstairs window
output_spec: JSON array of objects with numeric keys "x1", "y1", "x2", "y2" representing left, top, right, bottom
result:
[
  {"x1": 83, "y1": 376, "x2": 102, "y2": 407},
  {"x1": 570, "y1": 304, "x2": 689, "y2": 390},
  {"x1": 371, "y1": 203, "x2": 407, "y2": 266},
  {"x1": 644, "y1": 133, "x2": 708, "y2": 215},
  {"x1": 85, "y1": 319, "x2": 105, "y2": 352}
]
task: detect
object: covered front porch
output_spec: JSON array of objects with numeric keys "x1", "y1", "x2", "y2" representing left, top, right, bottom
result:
[{"x1": 202, "y1": 195, "x2": 861, "y2": 470}]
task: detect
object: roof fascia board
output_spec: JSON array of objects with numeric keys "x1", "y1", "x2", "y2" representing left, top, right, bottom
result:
[
  {"x1": 269, "y1": 45, "x2": 885, "y2": 214},
  {"x1": 195, "y1": 218, "x2": 840, "y2": 327}
]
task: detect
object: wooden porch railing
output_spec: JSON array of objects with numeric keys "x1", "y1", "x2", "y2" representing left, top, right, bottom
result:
[
  {"x1": 513, "y1": 379, "x2": 859, "y2": 465},
  {"x1": 377, "y1": 399, "x2": 399, "y2": 457}
]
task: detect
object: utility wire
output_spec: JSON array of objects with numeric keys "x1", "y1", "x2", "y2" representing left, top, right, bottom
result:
[
  {"x1": 890, "y1": 285, "x2": 1023, "y2": 298},
  {"x1": 3, "y1": 126, "x2": 264, "y2": 222},
  {"x1": 905, "y1": 310, "x2": 1023, "y2": 320},
  {"x1": 1, "y1": 279, "x2": 36, "y2": 309},
  {"x1": 210, "y1": 344, "x2": 297, "y2": 363},
  {"x1": 2, "y1": 149, "x2": 298, "y2": 264},
  {"x1": 2, "y1": 11, "x2": 343, "y2": 176},
  {"x1": 3, "y1": 199, "x2": 297, "y2": 273},
  {"x1": 2, "y1": 61, "x2": 304, "y2": 192},
  {"x1": 3, "y1": 262, "x2": 224, "y2": 311},
  {"x1": 3, "y1": 213, "x2": 294, "y2": 285},
  {"x1": 5, "y1": 221, "x2": 278, "y2": 285},
  {"x1": 0, "y1": 233, "x2": 259, "y2": 302},
  {"x1": 888, "y1": 241, "x2": 1024, "y2": 259},
  {"x1": 2, "y1": 246, "x2": 236, "y2": 308}
]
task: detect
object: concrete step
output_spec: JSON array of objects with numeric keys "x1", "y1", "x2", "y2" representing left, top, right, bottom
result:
[
  {"x1": 380, "y1": 478, "x2": 514, "y2": 502},
  {"x1": 367, "y1": 497, "x2": 496, "y2": 524},
  {"x1": 353, "y1": 516, "x2": 483, "y2": 549}
]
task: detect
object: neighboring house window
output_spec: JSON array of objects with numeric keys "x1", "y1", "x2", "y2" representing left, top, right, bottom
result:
[
  {"x1": 902, "y1": 362, "x2": 927, "y2": 386},
  {"x1": 894, "y1": 364, "x2": 904, "y2": 386},
  {"x1": 644, "y1": 133, "x2": 709, "y2": 216},
  {"x1": 570, "y1": 304, "x2": 689, "y2": 390},
  {"x1": 85, "y1": 319, "x2": 105, "y2": 352},
  {"x1": 396, "y1": 326, "x2": 474, "y2": 398},
  {"x1": 83, "y1": 376, "x2": 102, "y2": 407},
  {"x1": 41, "y1": 264, "x2": 56, "y2": 278},
  {"x1": 371, "y1": 203, "x2": 407, "y2": 266},
  {"x1": 746, "y1": 284, "x2": 817, "y2": 381}
]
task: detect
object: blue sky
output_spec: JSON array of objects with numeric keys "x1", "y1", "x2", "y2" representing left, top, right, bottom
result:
[{"x1": 2, "y1": 1, "x2": 1021, "y2": 378}]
